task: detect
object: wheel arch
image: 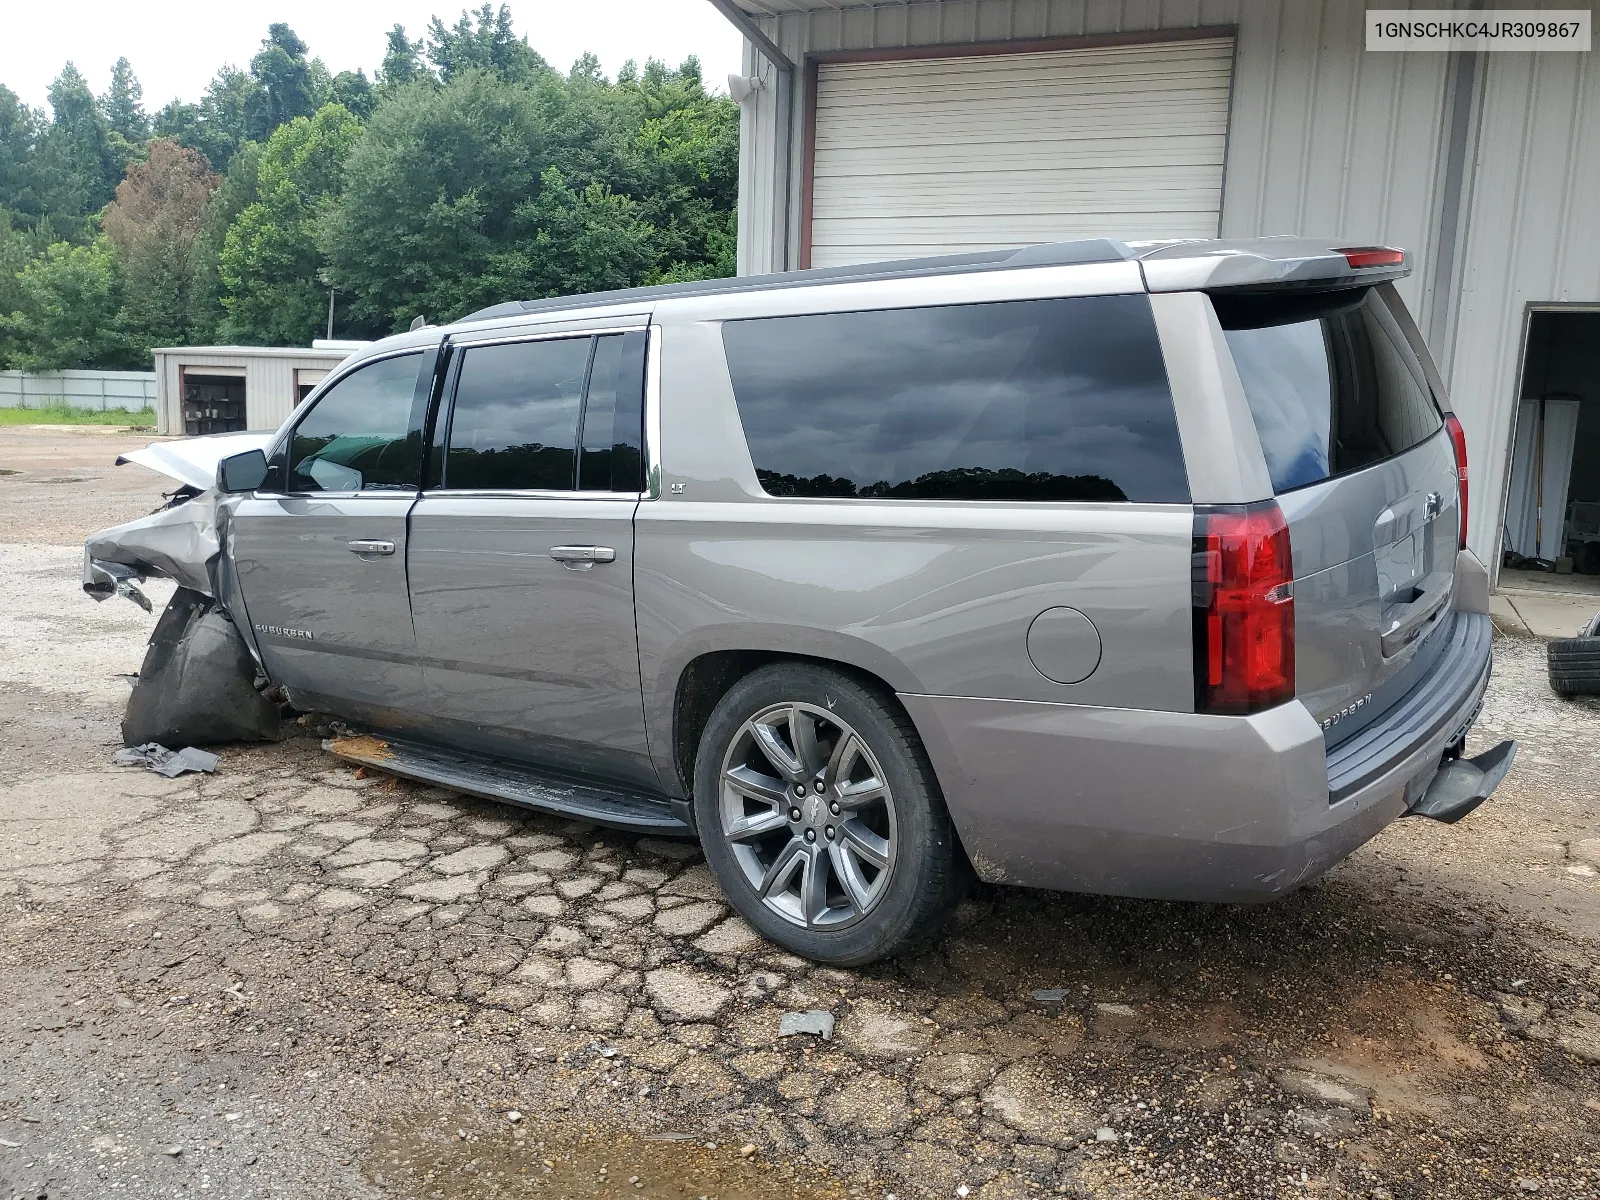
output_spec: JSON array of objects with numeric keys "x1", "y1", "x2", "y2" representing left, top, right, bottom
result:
[{"x1": 650, "y1": 631, "x2": 925, "y2": 801}]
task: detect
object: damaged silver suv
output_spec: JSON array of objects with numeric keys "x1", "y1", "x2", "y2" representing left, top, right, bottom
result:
[{"x1": 86, "y1": 237, "x2": 1516, "y2": 965}]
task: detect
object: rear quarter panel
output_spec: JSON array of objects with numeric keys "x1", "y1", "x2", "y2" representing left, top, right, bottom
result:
[{"x1": 635, "y1": 312, "x2": 1194, "y2": 795}]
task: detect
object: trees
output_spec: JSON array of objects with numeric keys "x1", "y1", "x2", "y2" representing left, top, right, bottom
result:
[
  {"x1": 102, "y1": 139, "x2": 217, "y2": 349},
  {"x1": 219, "y1": 104, "x2": 361, "y2": 344},
  {"x1": 245, "y1": 24, "x2": 319, "y2": 141},
  {"x1": 3, "y1": 13, "x2": 740, "y2": 365},
  {"x1": 34, "y1": 65, "x2": 122, "y2": 228},
  {"x1": 0, "y1": 237, "x2": 136, "y2": 370},
  {"x1": 426, "y1": 5, "x2": 549, "y2": 84}
]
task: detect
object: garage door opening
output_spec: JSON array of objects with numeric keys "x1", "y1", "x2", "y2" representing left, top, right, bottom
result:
[
  {"x1": 1501, "y1": 309, "x2": 1600, "y2": 598},
  {"x1": 181, "y1": 372, "x2": 247, "y2": 436}
]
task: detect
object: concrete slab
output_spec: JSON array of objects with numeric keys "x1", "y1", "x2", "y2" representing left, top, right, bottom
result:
[{"x1": 1498, "y1": 589, "x2": 1599, "y2": 641}]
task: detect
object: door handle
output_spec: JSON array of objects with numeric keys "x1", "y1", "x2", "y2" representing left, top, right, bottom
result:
[
  {"x1": 549, "y1": 545, "x2": 616, "y2": 566},
  {"x1": 348, "y1": 539, "x2": 396, "y2": 556}
]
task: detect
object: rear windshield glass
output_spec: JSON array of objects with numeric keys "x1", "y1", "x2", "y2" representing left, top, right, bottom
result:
[
  {"x1": 1214, "y1": 287, "x2": 1442, "y2": 494},
  {"x1": 721, "y1": 295, "x2": 1189, "y2": 504}
]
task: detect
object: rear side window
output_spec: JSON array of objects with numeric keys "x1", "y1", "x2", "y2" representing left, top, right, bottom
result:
[
  {"x1": 1215, "y1": 287, "x2": 1443, "y2": 494},
  {"x1": 721, "y1": 295, "x2": 1189, "y2": 504},
  {"x1": 445, "y1": 337, "x2": 591, "y2": 490},
  {"x1": 440, "y1": 332, "x2": 647, "y2": 493}
]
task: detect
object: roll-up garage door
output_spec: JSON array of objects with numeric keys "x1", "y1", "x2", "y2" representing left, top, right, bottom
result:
[{"x1": 807, "y1": 37, "x2": 1234, "y2": 268}]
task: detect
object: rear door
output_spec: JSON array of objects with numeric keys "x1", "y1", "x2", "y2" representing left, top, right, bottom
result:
[
  {"x1": 229, "y1": 348, "x2": 437, "y2": 724},
  {"x1": 406, "y1": 327, "x2": 656, "y2": 790},
  {"x1": 1215, "y1": 283, "x2": 1458, "y2": 743}
]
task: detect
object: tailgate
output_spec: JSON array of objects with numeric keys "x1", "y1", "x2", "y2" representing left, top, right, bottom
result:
[{"x1": 1213, "y1": 283, "x2": 1457, "y2": 745}]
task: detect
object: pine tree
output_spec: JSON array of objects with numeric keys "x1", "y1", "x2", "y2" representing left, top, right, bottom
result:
[{"x1": 102, "y1": 58, "x2": 148, "y2": 142}]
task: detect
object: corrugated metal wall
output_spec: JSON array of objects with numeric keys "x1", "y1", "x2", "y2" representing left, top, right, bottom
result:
[
  {"x1": 1447, "y1": 38, "x2": 1600, "y2": 562},
  {"x1": 0, "y1": 369, "x2": 156, "y2": 411},
  {"x1": 741, "y1": 0, "x2": 1456, "y2": 327},
  {"x1": 154, "y1": 351, "x2": 352, "y2": 435}
]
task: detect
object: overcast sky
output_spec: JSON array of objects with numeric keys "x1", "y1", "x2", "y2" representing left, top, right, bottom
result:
[{"x1": 1, "y1": 0, "x2": 747, "y2": 112}]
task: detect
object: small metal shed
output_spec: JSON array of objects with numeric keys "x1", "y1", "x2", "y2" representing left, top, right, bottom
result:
[{"x1": 151, "y1": 344, "x2": 363, "y2": 436}]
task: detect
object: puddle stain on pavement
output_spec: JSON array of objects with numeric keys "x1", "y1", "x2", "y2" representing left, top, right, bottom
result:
[{"x1": 366, "y1": 1118, "x2": 849, "y2": 1200}]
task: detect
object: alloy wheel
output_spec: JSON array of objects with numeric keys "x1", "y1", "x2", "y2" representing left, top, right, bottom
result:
[{"x1": 717, "y1": 701, "x2": 898, "y2": 929}]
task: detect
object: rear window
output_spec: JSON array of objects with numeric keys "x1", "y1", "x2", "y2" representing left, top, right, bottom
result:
[
  {"x1": 721, "y1": 295, "x2": 1189, "y2": 504},
  {"x1": 1215, "y1": 287, "x2": 1443, "y2": 494}
]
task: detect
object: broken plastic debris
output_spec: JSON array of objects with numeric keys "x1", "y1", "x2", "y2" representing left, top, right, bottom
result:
[
  {"x1": 778, "y1": 1010, "x2": 835, "y2": 1040},
  {"x1": 1031, "y1": 988, "x2": 1070, "y2": 1003},
  {"x1": 114, "y1": 743, "x2": 220, "y2": 777}
]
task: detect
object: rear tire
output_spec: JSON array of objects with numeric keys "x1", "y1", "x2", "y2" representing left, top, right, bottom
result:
[
  {"x1": 1548, "y1": 636, "x2": 1600, "y2": 696},
  {"x1": 692, "y1": 662, "x2": 966, "y2": 965}
]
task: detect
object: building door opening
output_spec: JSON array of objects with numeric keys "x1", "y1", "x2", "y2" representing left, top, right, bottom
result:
[
  {"x1": 1501, "y1": 309, "x2": 1600, "y2": 596},
  {"x1": 181, "y1": 372, "x2": 247, "y2": 435}
]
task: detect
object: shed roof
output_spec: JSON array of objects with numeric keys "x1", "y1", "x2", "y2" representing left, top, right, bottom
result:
[{"x1": 151, "y1": 345, "x2": 358, "y2": 360}]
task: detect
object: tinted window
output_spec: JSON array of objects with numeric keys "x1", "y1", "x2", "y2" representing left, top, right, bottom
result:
[
  {"x1": 1216, "y1": 287, "x2": 1443, "y2": 494},
  {"x1": 444, "y1": 337, "x2": 591, "y2": 490},
  {"x1": 578, "y1": 331, "x2": 647, "y2": 492},
  {"x1": 288, "y1": 354, "x2": 423, "y2": 492},
  {"x1": 721, "y1": 296, "x2": 1188, "y2": 503}
]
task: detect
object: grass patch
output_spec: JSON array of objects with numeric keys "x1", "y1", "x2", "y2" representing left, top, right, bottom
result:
[{"x1": 0, "y1": 403, "x2": 157, "y2": 427}]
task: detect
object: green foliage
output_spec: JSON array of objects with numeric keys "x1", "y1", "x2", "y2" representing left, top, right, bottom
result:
[
  {"x1": 102, "y1": 58, "x2": 148, "y2": 143},
  {"x1": 34, "y1": 65, "x2": 122, "y2": 225},
  {"x1": 323, "y1": 57, "x2": 738, "y2": 332},
  {"x1": 379, "y1": 26, "x2": 427, "y2": 91},
  {"x1": 2, "y1": 13, "x2": 740, "y2": 368},
  {"x1": 246, "y1": 24, "x2": 319, "y2": 141},
  {"x1": 427, "y1": 5, "x2": 549, "y2": 84},
  {"x1": 0, "y1": 402, "x2": 155, "y2": 426},
  {"x1": 186, "y1": 142, "x2": 262, "y2": 343},
  {"x1": 219, "y1": 105, "x2": 361, "y2": 343},
  {"x1": 0, "y1": 236, "x2": 138, "y2": 369}
]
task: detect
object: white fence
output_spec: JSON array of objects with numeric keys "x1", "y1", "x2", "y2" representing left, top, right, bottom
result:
[{"x1": 0, "y1": 369, "x2": 157, "y2": 411}]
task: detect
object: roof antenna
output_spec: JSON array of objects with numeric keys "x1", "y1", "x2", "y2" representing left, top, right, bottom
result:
[{"x1": 409, "y1": 315, "x2": 427, "y2": 332}]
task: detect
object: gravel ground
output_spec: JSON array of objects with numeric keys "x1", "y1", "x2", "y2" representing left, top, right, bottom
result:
[{"x1": 0, "y1": 428, "x2": 1596, "y2": 1200}]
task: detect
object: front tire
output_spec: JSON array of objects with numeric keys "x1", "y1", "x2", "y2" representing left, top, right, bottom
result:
[{"x1": 693, "y1": 662, "x2": 965, "y2": 965}]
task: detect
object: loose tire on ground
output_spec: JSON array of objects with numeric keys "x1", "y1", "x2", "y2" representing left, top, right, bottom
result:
[
  {"x1": 692, "y1": 662, "x2": 967, "y2": 965},
  {"x1": 1548, "y1": 635, "x2": 1600, "y2": 696}
]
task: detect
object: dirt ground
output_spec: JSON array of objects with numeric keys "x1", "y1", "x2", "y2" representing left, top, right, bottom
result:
[{"x1": 1, "y1": 425, "x2": 1597, "y2": 1200}]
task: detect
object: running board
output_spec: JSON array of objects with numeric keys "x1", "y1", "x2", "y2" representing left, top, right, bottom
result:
[
  {"x1": 1406, "y1": 740, "x2": 1518, "y2": 824},
  {"x1": 322, "y1": 734, "x2": 694, "y2": 835}
]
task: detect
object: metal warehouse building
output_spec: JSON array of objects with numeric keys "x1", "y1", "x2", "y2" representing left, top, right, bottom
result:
[
  {"x1": 151, "y1": 343, "x2": 364, "y2": 437},
  {"x1": 707, "y1": 0, "x2": 1600, "y2": 587}
]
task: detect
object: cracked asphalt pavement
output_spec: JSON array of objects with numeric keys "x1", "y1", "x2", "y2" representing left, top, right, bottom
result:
[{"x1": 1, "y1": 425, "x2": 1597, "y2": 1199}]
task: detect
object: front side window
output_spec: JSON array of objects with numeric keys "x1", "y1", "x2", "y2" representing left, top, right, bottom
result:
[
  {"x1": 721, "y1": 295, "x2": 1189, "y2": 503},
  {"x1": 1217, "y1": 286, "x2": 1443, "y2": 494},
  {"x1": 288, "y1": 353, "x2": 424, "y2": 492}
]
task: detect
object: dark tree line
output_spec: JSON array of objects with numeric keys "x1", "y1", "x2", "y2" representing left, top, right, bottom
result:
[{"x1": 0, "y1": 6, "x2": 738, "y2": 371}]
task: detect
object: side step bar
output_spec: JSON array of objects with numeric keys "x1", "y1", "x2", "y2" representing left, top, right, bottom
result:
[
  {"x1": 322, "y1": 734, "x2": 694, "y2": 836},
  {"x1": 1406, "y1": 740, "x2": 1518, "y2": 824}
]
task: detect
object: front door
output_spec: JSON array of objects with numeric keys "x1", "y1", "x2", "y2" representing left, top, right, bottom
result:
[
  {"x1": 407, "y1": 328, "x2": 656, "y2": 789},
  {"x1": 228, "y1": 348, "x2": 436, "y2": 726}
]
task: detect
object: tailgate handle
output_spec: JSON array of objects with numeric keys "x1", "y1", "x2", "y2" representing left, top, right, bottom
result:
[
  {"x1": 1380, "y1": 577, "x2": 1451, "y2": 657},
  {"x1": 347, "y1": 539, "x2": 395, "y2": 556}
]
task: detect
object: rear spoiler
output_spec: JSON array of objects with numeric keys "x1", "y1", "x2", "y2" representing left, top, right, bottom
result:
[{"x1": 1132, "y1": 237, "x2": 1411, "y2": 293}]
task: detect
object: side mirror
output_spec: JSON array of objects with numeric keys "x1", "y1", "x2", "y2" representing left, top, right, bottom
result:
[{"x1": 217, "y1": 449, "x2": 269, "y2": 494}]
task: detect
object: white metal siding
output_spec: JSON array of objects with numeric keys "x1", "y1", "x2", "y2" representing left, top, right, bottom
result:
[
  {"x1": 740, "y1": 0, "x2": 1455, "y2": 325},
  {"x1": 809, "y1": 38, "x2": 1233, "y2": 266},
  {"x1": 0, "y1": 369, "x2": 156, "y2": 411},
  {"x1": 1445, "y1": 40, "x2": 1600, "y2": 564}
]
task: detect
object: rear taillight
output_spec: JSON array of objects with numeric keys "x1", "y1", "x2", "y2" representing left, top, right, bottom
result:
[
  {"x1": 1444, "y1": 413, "x2": 1468, "y2": 549},
  {"x1": 1193, "y1": 502, "x2": 1295, "y2": 715},
  {"x1": 1335, "y1": 246, "x2": 1406, "y2": 269}
]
